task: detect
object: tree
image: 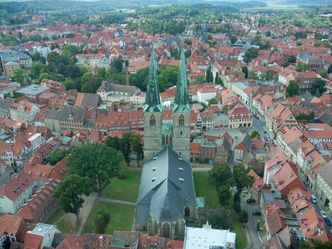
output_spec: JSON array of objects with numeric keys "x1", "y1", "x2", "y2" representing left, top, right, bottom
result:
[
  {"x1": 210, "y1": 164, "x2": 233, "y2": 187},
  {"x1": 49, "y1": 149, "x2": 70, "y2": 165},
  {"x1": 204, "y1": 207, "x2": 233, "y2": 230},
  {"x1": 310, "y1": 78, "x2": 326, "y2": 97},
  {"x1": 94, "y1": 209, "x2": 111, "y2": 233},
  {"x1": 206, "y1": 65, "x2": 213, "y2": 83},
  {"x1": 243, "y1": 48, "x2": 259, "y2": 63},
  {"x1": 230, "y1": 35, "x2": 237, "y2": 44},
  {"x1": 217, "y1": 184, "x2": 232, "y2": 205},
  {"x1": 300, "y1": 240, "x2": 332, "y2": 249},
  {"x1": 68, "y1": 143, "x2": 123, "y2": 192},
  {"x1": 131, "y1": 134, "x2": 143, "y2": 167},
  {"x1": 286, "y1": 80, "x2": 300, "y2": 97},
  {"x1": 296, "y1": 62, "x2": 309, "y2": 72},
  {"x1": 239, "y1": 210, "x2": 249, "y2": 223},
  {"x1": 233, "y1": 165, "x2": 253, "y2": 194},
  {"x1": 208, "y1": 98, "x2": 218, "y2": 106},
  {"x1": 12, "y1": 67, "x2": 25, "y2": 85},
  {"x1": 54, "y1": 174, "x2": 91, "y2": 223},
  {"x1": 81, "y1": 72, "x2": 102, "y2": 93},
  {"x1": 250, "y1": 130, "x2": 260, "y2": 139},
  {"x1": 121, "y1": 133, "x2": 133, "y2": 166},
  {"x1": 242, "y1": 66, "x2": 248, "y2": 79},
  {"x1": 130, "y1": 67, "x2": 149, "y2": 91},
  {"x1": 158, "y1": 65, "x2": 179, "y2": 92}
]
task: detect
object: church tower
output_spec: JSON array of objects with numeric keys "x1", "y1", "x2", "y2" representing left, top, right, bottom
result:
[
  {"x1": 172, "y1": 48, "x2": 191, "y2": 161},
  {"x1": 144, "y1": 47, "x2": 163, "y2": 161}
]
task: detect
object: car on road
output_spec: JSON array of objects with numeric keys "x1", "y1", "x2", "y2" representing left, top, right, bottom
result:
[
  {"x1": 246, "y1": 198, "x2": 256, "y2": 204},
  {"x1": 252, "y1": 210, "x2": 262, "y2": 216},
  {"x1": 320, "y1": 210, "x2": 327, "y2": 219},
  {"x1": 311, "y1": 195, "x2": 317, "y2": 204},
  {"x1": 324, "y1": 218, "x2": 331, "y2": 226}
]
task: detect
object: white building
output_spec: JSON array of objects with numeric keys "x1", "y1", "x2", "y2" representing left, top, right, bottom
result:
[
  {"x1": 28, "y1": 133, "x2": 45, "y2": 152},
  {"x1": 184, "y1": 222, "x2": 236, "y2": 249},
  {"x1": 26, "y1": 223, "x2": 60, "y2": 248}
]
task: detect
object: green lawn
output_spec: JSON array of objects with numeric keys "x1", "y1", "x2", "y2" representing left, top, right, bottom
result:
[
  {"x1": 46, "y1": 208, "x2": 78, "y2": 233},
  {"x1": 46, "y1": 208, "x2": 65, "y2": 224},
  {"x1": 82, "y1": 201, "x2": 135, "y2": 234},
  {"x1": 234, "y1": 221, "x2": 247, "y2": 249},
  {"x1": 193, "y1": 172, "x2": 219, "y2": 208},
  {"x1": 102, "y1": 171, "x2": 141, "y2": 202}
]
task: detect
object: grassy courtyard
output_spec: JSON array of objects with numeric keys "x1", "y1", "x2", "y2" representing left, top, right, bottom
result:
[
  {"x1": 193, "y1": 171, "x2": 219, "y2": 208},
  {"x1": 102, "y1": 171, "x2": 141, "y2": 202},
  {"x1": 46, "y1": 208, "x2": 79, "y2": 234},
  {"x1": 82, "y1": 201, "x2": 135, "y2": 234}
]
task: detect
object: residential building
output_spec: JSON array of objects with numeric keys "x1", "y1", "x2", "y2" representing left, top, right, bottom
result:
[
  {"x1": 0, "y1": 173, "x2": 39, "y2": 214},
  {"x1": 24, "y1": 223, "x2": 60, "y2": 249},
  {"x1": 0, "y1": 98, "x2": 13, "y2": 118},
  {"x1": 135, "y1": 146, "x2": 196, "y2": 239},
  {"x1": 10, "y1": 100, "x2": 40, "y2": 123},
  {"x1": 315, "y1": 161, "x2": 332, "y2": 210},
  {"x1": 248, "y1": 169, "x2": 265, "y2": 201},
  {"x1": 228, "y1": 104, "x2": 252, "y2": 129},
  {"x1": 97, "y1": 81, "x2": 142, "y2": 106},
  {"x1": 184, "y1": 222, "x2": 236, "y2": 249},
  {"x1": 44, "y1": 105, "x2": 95, "y2": 133},
  {"x1": 0, "y1": 215, "x2": 26, "y2": 245},
  {"x1": 16, "y1": 179, "x2": 60, "y2": 223},
  {"x1": 15, "y1": 84, "x2": 49, "y2": 101},
  {"x1": 298, "y1": 206, "x2": 330, "y2": 242}
]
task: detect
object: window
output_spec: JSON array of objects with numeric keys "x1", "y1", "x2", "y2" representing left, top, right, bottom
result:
[
  {"x1": 179, "y1": 115, "x2": 185, "y2": 126},
  {"x1": 150, "y1": 115, "x2": 156, "y2": 126}
]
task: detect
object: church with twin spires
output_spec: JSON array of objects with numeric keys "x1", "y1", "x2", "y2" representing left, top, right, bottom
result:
[{"x1": 143, "y1": 46, "x2": 191, "y2": 162}]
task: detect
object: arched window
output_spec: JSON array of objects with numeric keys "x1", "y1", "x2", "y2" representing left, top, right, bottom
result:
[
  {"x1": 179, "y1": 115, "x2": 185, "y2": 126},
  {"x1": 185, "y1": 207, "x2": 190, "y2": 217},
  {"x1": 150, "y1": 115, "x2": 156, "y2": 126},
  {"x1": 162, "y1": 135, "x2": 165, "y2": 146},
  {"x1": 163, "y1": 223, "x2": 170, "y2": 238}
]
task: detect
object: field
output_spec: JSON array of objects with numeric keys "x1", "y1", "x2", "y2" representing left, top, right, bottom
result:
[
  {"x1": 101, "y1": 171, "x2": 141, "y2": 202},
  {"x1": 82, "y1": 201, "x2": 135, "y2": 234},
  {"x1": 193, "y1": 171, "x2": 219, "y2": 208}
]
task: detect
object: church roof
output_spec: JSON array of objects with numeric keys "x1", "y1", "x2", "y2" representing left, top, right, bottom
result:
[
  {"x1": 144, "y1": 46, "x2": 162, "y2": 113},
  {"x1": 173, "y1": 48, "x2": 190, "y2": 113},
  {"x1": 136, "y1": 146, "x2": 196, "y2": 224}
]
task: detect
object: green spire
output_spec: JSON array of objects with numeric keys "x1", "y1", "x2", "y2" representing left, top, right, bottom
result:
[
  {"x1": 174, "y1": 48, "x2": 190, "y2": 112},
  {"x1": 144, "y1": 46, "x2": 162, "y2": 112}
]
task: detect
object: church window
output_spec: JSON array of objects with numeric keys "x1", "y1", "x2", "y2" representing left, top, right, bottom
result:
[
  {"x1": 150, "y1": 115, "x2": 156, "y2": 126},
  {"x1": 179, "y1": 115, "x2": 185, "y2": 126},
  {"x1": 163, "y1": 223, "x2": 170, "y2": 238}
]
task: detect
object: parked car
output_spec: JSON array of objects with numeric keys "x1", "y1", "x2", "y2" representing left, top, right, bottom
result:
[
  {"x1": 324, "y1": 218, "x2": 331, "y2": 226},
  {"x1": 320, "y1": 210, "x2": 327, "y2": 219},
  {"x1": 311, "y1": 195, "x2": 317, "y2": 204},
  {"x1": 252, "y1": 210, "x2": 262, "y2": 216},
  {"x1": 246, "y1": 198, "x2": 256, "y2": 204}
]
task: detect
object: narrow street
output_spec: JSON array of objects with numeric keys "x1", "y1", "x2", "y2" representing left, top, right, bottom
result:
[{"x1": 241, "y1": 191, "x2": 265, "y2": 249}]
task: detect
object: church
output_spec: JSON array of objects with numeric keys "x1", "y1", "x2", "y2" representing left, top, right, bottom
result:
[
  {"x1": 143, "y1": 47, "x2": 191, "y2": 162},
  {"x1": 135, "y1": 47, "x2": 196, "y2": 239}
]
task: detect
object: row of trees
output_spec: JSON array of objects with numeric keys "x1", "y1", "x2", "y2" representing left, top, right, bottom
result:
[{"x1": 105, "y1": 133, "x2": 144, "y2": 167}]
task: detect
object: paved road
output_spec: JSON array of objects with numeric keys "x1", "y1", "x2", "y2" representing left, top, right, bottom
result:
[
  {"x1": 241, "y1": 191, "x2": 264, "y2": 249},
  {"x1": 77, "y1": 193, "x2": 97, "y2": 235}
]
